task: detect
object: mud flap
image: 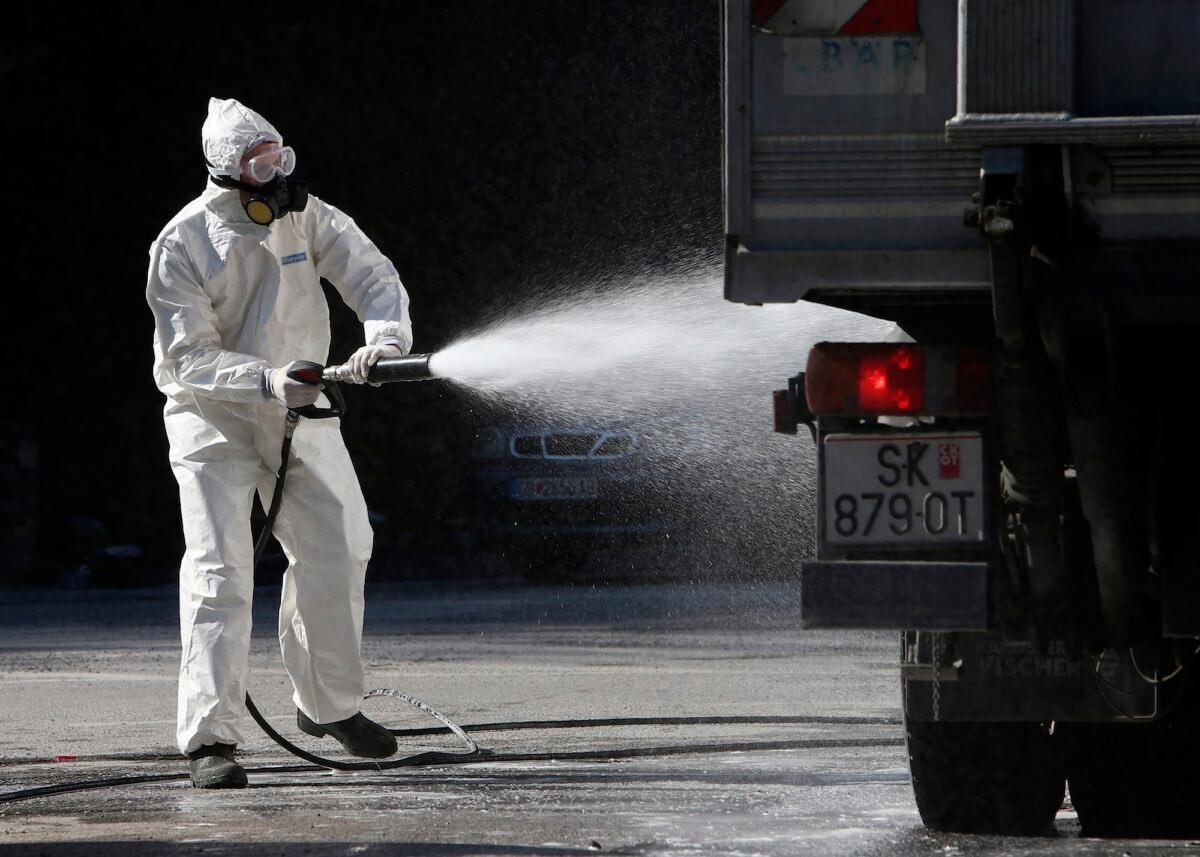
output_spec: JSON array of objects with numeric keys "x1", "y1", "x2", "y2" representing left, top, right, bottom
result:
[{"x1": 801, "y1": 560, "x2": 988, "y2": 630}]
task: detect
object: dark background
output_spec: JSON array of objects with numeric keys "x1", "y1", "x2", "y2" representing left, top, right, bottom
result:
[{"x1": 0, "y1": 3, "x2": 723, "y2": 585}]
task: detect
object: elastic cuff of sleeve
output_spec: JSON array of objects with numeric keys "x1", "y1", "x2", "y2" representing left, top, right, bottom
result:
[{"x1": 376, "y1": 337, "x2": 411, "y2": 356}]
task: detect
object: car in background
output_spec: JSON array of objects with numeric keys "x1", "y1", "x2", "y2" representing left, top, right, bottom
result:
[{"x1": 465, "y1": 420, "x2": 698, "y2": 582}]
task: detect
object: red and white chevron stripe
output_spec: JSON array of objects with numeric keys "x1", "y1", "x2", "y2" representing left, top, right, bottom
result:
[{"x1": 756, "y1": 0, "x2": 917, "y2": 34}]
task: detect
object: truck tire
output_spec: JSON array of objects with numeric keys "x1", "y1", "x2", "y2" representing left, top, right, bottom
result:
[
  {"x1": 1061, "y1": 676, "x2": 1200, "y2": 837},
  {"x1": 906, "y1": 718, "x2": 1065, "y2": 834}
]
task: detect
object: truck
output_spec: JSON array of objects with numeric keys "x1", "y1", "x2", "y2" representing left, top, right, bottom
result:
[{"x1": 723, "y1": 0, "x2": 1200, "y2": 837}]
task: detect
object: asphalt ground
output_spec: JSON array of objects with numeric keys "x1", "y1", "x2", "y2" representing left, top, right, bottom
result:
[{"x1": 3, "y1": 581, "x2": 1200, "y2": 855}]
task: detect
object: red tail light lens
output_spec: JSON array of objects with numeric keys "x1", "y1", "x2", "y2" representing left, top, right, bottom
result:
[
  {"x1": 857, "y1": 346, "x2": 924, "y2": 413},
  {"x1": 806, "y1": 343, "x2": 992, "y2": 416},
  {"x1": 956, "y1": 347, "x2": 993, "y2": 414}
]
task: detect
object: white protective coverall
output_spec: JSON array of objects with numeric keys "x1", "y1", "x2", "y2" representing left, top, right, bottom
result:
[{"x1": 147, "y1": 98, "x2": 412, "y2": 755}]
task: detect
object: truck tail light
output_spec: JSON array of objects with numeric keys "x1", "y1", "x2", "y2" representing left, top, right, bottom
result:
[
  {"x1": 805, "y1": 343, "x2": 992, "y2": 416},
  {"x1": 857, "y1": 346, "x2": 924, "y2": 413}
]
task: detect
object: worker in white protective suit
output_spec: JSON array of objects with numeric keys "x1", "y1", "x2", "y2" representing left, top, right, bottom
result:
[{"x1": 146, "y1": 97, "x2": 412, "y2": 789}]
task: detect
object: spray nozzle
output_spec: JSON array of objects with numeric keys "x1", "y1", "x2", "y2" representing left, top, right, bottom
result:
[{"x1": 323, "y1": 353, "x2": 436, "y2": 385}]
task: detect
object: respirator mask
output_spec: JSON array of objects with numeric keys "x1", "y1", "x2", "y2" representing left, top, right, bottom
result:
[{"x1": 208, "y1": 144, "x2": 309, "y2": 226}]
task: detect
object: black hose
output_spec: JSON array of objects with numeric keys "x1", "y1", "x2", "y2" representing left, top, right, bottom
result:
[
  {"x1": 3, "y1": 409, "x2": 909, "y2": 803},
  {"x1": 244, "y1": 691, "x2": 479, "y2": 773},
  {"x1": 245, "y1": 411, "x2": 481, "y2": 771},
  {"x1": 376, "y1": 713, "x2": 901, "y2": 737},
  {"x1": 252, "y1": 413, "x2": 297, "y2": 567},
  {"x1": 0, "y1": 716, "x2": 904, "y2": 805},
  {"x1": 252, "y1": 425, "x2": 904, "y2": 774}
]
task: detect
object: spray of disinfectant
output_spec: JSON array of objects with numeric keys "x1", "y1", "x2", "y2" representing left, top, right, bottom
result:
[{"x1": 426, "y1": 255, "x2": 890, "y2": 579}]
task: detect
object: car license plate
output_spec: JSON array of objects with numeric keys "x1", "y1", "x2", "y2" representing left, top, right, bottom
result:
[
  {"x1": 509, "y1": 477, "x2": 600, "y2": 501},
  {"x1": 822, "y1": 432, "x2": 985, "y2": 546}
]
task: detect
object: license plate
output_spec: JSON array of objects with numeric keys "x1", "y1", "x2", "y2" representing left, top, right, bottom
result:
[
  {"x1": 509, "y1": 477, "x2": 600, "y2": 501},
  {"x1": 822, "y1": 432, "x2": 985, "y2": 546}
]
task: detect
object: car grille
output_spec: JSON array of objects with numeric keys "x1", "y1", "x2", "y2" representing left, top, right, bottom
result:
[{"x1": 510, "y1": 431, "x2": 636, "y2": 460}]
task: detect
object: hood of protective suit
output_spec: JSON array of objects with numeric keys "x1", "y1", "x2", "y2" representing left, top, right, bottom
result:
[{"x1": 202, "y1": 97, "x2": 283, "y2": 179}]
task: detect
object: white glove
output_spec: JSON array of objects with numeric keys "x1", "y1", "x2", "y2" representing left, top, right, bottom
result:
[
  {"x1": 345, "y1": 343, "x2": 404, "y2": 385},
  {"x1": 263, "y1": 361, "x2": 323, "y2": 408}
]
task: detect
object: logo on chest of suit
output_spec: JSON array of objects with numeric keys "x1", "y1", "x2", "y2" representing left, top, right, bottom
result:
[{"x1": 281, "y1": 251, "x2": 308, "y2": 266}]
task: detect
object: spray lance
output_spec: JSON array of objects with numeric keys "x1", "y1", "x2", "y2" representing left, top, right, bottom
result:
[
  {"x1": 247, "y1": 352, "x2": 482, "y2": 771},
  {"x1": 283, "y1": 352, "x2": 438, "y2": 418}
]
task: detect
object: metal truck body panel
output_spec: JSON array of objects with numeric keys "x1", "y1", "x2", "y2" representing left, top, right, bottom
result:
[{"x1": 724, "y1": 0, "x2": 1200, "y2": 307}]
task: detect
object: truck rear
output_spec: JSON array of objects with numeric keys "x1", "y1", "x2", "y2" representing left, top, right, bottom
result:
[{"x1": 724, "y1": 0, "x2": 1200, "y2": 836}]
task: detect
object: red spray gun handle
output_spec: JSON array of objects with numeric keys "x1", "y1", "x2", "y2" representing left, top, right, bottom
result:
[{"x1": 285, "y1": 361, "x2": 346, "y2": 419}]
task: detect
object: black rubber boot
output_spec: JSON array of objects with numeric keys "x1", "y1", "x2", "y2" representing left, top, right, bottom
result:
[
  {"x1": 187, "y1": 743, "x2": 248, "y2": 789},
  {"x1": 297, "y1": 710, "x2": 398, "y2": 759}
]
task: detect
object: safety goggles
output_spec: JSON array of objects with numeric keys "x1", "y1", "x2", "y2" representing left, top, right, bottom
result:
[{"x1": 244, "y1": 145, "x2": 296, "y2": 184}]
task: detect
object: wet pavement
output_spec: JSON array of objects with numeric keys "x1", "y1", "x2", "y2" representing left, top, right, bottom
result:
[{"x1": 3, "y1": 581, "x2": 1199, "y2": 855}]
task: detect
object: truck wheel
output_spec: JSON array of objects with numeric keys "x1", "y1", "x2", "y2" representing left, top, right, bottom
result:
[
  {"x1": 906, "y1": 718, "x2": 1065, "y2": 834},
  {"x1": 1060, "y1": 680, "x2": 1200, "y2": 837},
  {"x1": 1062, "y1": 723, "x2": 1197, "y2": 837}
]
